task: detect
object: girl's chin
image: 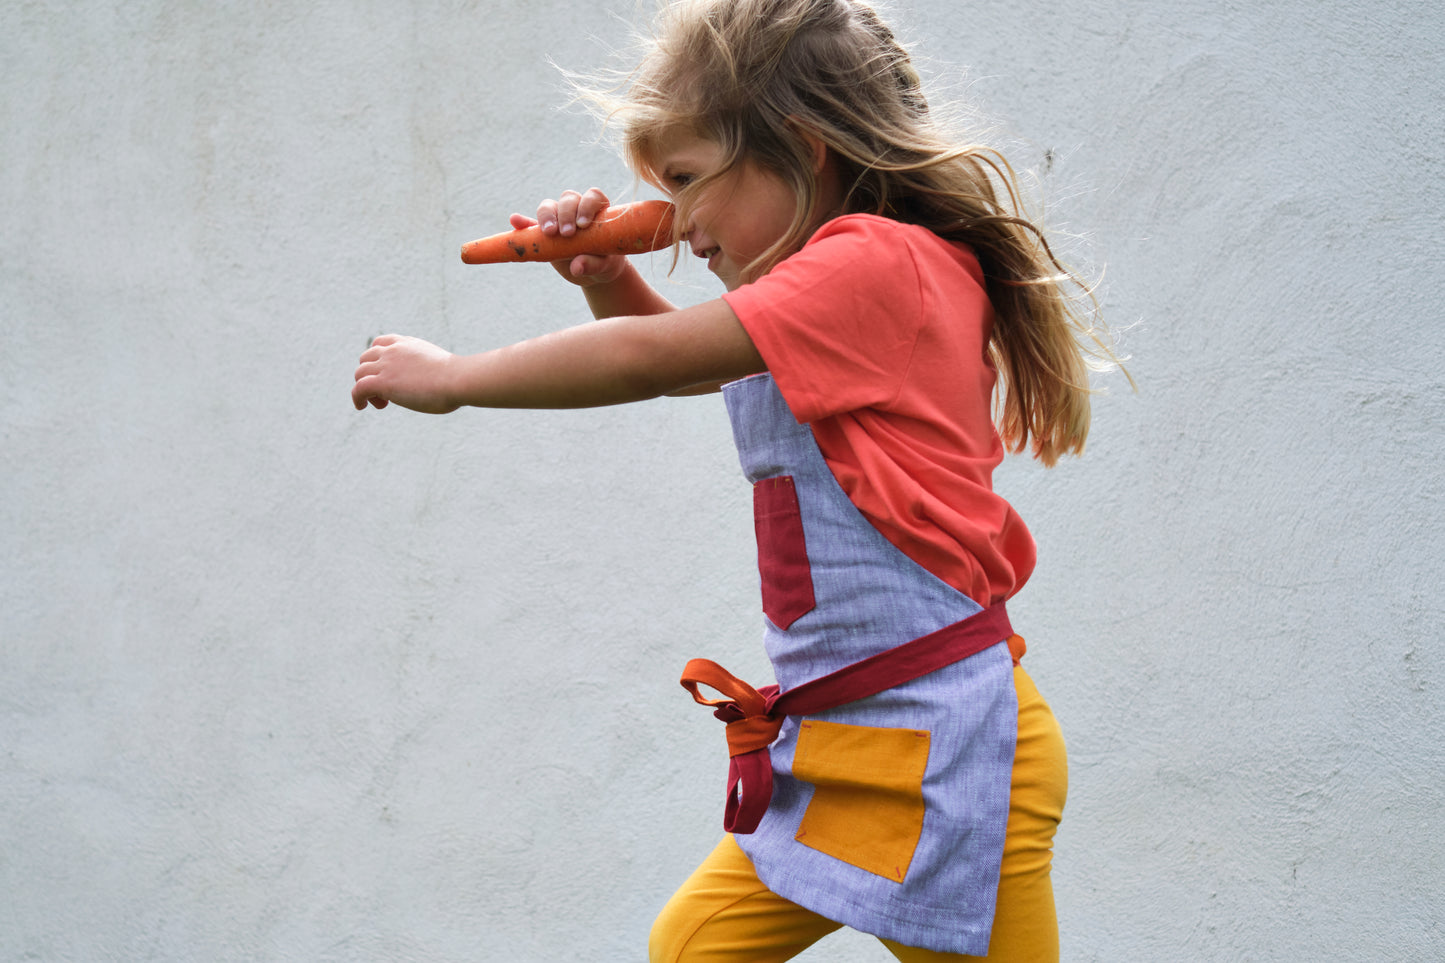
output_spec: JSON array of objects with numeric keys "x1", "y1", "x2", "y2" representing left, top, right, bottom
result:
[{"x1": 710, "y1": 260, "x2": 741, "y2": 290}]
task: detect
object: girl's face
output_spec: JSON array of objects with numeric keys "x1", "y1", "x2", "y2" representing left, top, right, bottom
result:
[{"x1": 651, "y1": 129, "x2": 823, "y2": 291}]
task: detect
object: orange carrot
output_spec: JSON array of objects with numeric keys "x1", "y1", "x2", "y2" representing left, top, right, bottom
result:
[{"x1": 460, "y1": 200, "x2": 676, "y2": 264}]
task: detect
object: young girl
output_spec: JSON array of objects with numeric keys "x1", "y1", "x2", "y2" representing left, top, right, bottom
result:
[{"x1": 352, "y1": 0, "x2": 1123, "y2": 958}]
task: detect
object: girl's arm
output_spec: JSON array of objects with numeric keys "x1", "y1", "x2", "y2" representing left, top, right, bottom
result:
[
  {"x1": 579, "y1": 260, "x2": 676, "y2": 320},
  {"x1": 350, "y1": 297, "x2": 764, "y2": 413}
]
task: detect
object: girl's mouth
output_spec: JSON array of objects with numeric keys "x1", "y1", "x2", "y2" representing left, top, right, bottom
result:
[{"x1": 693, "y1": 244, "x2": 722, "y2": 272}]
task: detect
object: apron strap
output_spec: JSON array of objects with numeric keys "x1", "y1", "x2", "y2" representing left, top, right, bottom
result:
[{"x1": 679, "y1": 601, "x2": 1018, "y2": 835}]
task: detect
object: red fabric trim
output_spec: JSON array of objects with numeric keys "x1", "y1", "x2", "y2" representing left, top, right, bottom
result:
[
  {"x1": 753, "y1": 476, "x2": 816, "y2": 630},
  {"x1": 680, "y1": 601, "x2": 1015, "y2": 835},
  {"x1": 774, "y1": 603, "x2": 1013, "y2": 719}
]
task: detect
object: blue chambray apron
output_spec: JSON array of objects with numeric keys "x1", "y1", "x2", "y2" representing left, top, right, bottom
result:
[{"x1": 722, "y1": 372, "x2": 1018, "y2": 956}]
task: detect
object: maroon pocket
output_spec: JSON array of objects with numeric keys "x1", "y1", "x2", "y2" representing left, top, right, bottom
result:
[{"x1": 753, "y1": 475, "x2": 816, "y2": 630}]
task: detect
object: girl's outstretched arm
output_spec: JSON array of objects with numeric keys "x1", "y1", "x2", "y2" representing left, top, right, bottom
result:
[{"x1": 350, "y1": 298, "x2": 764, "y2": 413}]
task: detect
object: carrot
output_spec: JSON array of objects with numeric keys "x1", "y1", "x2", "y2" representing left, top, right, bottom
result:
[{"x1": 460, "y1": 199, "x2": 676, "y2": 265}]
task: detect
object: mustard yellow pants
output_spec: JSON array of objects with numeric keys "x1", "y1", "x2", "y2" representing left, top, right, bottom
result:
[{"x1": 650, "y1": 666, "x2": 1067, "y2": 962}]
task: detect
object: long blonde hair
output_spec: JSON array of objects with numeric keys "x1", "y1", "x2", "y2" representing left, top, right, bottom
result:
[{"x1": 575, "y1": 0, "x2": 1128, "y2": 465}]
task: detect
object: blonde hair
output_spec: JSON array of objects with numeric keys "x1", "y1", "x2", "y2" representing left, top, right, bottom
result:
[{"x1": 575, "y1": 0, "x2": 1128, "y2": 465}]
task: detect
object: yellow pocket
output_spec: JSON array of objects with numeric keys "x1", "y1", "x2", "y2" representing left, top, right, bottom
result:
[{"x1": 791, "y1": 719, "x2": 931, "y2": 883}]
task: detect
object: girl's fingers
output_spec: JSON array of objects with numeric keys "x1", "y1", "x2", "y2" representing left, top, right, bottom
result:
[
  {"x1": 509, "y1": 212, "x2": 538, "y2": 230},
  {"x1": 533, "y1": 198, "x2": 560, "y2": 234},
  {"x1": 358, "y1": 336, "x2": 393, "y2": 365},
  {"x1": 534, "y1": 189, "x2": 611, "y2": 238},
  {"x1": 353, "y1": 337, "x2": 400, "y2": 408},
  {"x1": 353, "y1": 388, "x2": 388, "y2": 411},
  {"x1": 569, "y1": 254, "x2": 608, "y2": 278},
  {"x1": 352, "y1": 377, "x2": 377, "y2": 410},
  {"x1": 576, "y1": 188, "x2": 610, "y2": 226},
  {"x1": 556, "y1": 191, "x2": 582, "y2": 236},
  {"x1": 352, "y1": 360, "x2": 380, "y2": 409}
]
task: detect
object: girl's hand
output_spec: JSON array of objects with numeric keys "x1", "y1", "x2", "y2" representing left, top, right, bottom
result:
[
  {"x1": 510, "y1": 188, "x2": 629, "y2": 287},
  {"x1": 352, "y1": 334, "x2": 460, "y2": 413}
]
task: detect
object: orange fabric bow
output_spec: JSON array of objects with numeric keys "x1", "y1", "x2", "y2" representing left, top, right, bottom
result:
[{"x1": 680, "y1": 659, "x2": 783, "y2": 834}]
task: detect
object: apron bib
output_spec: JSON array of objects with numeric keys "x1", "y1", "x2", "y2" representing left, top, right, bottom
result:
[{"x1": 704, "y1": 372, "x2": 1019, "y2": 956}]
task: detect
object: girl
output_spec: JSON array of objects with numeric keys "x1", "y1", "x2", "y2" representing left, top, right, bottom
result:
[{"x1": 352, "y1": 0, "x2": 1124, "y2": 958}]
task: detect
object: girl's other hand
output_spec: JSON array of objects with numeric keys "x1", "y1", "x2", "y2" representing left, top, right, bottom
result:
[
  {"x1": 509, "y1": 187, "x2": 629, "y2": 287},
  {"x1": 352, "y1": 334, "x2": 460, "y2": 413}
]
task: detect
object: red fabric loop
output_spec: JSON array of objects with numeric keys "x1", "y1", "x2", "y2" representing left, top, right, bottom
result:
[{"x1": 725, "y1": 749, "x2": 775, "y2": 835}]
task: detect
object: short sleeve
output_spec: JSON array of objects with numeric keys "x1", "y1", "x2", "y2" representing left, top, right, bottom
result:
[{"x1": 723, "y1": 216, "x2": 928, "y2": 424}]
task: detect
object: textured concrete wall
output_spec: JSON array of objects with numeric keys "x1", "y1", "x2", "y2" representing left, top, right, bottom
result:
[{"x1": 3, "y1": 1, "x2": 1440, "y2": 960}]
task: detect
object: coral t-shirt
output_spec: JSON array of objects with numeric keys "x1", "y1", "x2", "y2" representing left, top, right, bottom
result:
[{"x1": 723, "y1": 214, "x2": 1035, "y2": 605}]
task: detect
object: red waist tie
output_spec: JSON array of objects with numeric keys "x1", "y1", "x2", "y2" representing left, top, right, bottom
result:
[{"x1": 680, "y1": 602, "x2": 1023, "y2": 835}]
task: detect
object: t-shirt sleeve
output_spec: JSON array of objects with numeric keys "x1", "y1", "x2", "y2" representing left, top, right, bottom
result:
[{"x1": 723, "y1": 216, "x2": 928, "y2": 424}]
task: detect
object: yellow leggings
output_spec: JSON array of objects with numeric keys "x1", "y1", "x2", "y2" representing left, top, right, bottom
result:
[{"x1": 650, "y1": 666, "x2": 1067, "y2": 962}]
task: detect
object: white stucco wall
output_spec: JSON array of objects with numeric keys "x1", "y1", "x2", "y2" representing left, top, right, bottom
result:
[{"x1": 3, "y1": 1, "x2": 1440, "y2": 960}]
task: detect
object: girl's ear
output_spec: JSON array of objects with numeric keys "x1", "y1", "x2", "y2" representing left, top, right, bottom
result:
[
  {"x1": 804, "y1": 130, "x2": 829, "y2": 175},
  {"x1": 786, "y1": 116, "x2": 830, "y2": 174}
]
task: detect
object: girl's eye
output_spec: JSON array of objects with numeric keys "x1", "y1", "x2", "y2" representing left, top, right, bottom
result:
[{"x1": 667, "y1": 172, "x2": 694, "y2": 190}]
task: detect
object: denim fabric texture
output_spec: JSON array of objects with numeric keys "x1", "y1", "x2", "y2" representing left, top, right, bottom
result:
[{"x1": 723, "y1": 373, "x2": 1017, "y2": 956}]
